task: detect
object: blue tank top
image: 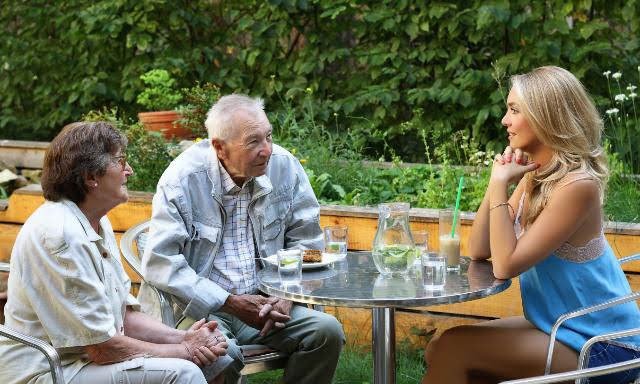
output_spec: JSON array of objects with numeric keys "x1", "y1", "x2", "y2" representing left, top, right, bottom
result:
[{"x1": 520, "y1": 243, "x2": 640, "y2": 352}]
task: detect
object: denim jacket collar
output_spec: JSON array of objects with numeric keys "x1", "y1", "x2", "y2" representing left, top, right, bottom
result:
[{"x1": 206, "y1": 146, "x2": 273, "y2": 200}]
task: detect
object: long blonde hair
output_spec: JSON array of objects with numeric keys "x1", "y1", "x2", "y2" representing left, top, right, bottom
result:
[{"x1": 510, "y1": 66, "x2": 608, "y2": 226}]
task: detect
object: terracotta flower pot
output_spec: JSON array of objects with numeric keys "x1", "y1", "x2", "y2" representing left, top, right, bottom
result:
[{"x1": 137, "y1": 110, "x2": 193, "y2": 139}]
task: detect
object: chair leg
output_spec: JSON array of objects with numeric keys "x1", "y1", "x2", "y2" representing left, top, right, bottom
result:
[{"x1": 237, "y1": 375, "x2": 248, "y2": 384}]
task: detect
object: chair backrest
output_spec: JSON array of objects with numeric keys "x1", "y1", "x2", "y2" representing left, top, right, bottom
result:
[
  {"x1": 120, "y1": 220, "x2": 176, "y2": 326},
  {"x1": 119, "y1": 220, "x2": 150, "y2": 280},
  {"x1": 0, "y1": 262, "x2": 65, "y2": 384}
]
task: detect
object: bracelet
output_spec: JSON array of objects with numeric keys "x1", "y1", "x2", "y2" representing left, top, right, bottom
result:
[{"x1": 489, "y1": 202, "x2": 515, "y2": 216}]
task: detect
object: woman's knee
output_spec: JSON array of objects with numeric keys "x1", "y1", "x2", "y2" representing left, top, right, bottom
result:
[
  {"x1": 424, "y1": 334, "x2": 441, "y2": 366},
  {"x1": 425, "y1": 326, "x2": 473, "y2": 362}
]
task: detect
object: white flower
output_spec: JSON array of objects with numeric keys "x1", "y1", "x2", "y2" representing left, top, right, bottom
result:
[
  {"x1": 615, "y1": 94, "x2": 628, "y2": 102},
  {"x1": 606, "y1": 108, "x2": 619, "y2": 115},
  {"x1": 630, "y1": 93, "x2": 638, "y2": 99},
  {"x1": 612, "y1": 72, "x2": 622, "y2": 80},
  {"x1": 627, "y1": 85, "x2": 637, "y2": 92},
  {"x1": 603, "y1": 70, "x2": 612, "y2": 78}
]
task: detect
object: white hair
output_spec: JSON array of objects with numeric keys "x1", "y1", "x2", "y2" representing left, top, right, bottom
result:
[{"x1": 204, "y1": 94, "x2": 265, "y2": 140}]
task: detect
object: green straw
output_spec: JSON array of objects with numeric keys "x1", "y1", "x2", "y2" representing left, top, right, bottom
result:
[{"x1": 451, "y1": 176, "x2": 464, "y2": 238}]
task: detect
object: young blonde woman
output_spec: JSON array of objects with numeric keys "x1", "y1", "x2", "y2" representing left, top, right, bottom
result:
[{"x1": 422, "y1": 66, "x2": 640, "y2": 384}]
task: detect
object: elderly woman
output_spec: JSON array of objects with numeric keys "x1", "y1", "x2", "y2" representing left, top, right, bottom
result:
[{"x1": 0, "y1": 122, "x2": 232, "y2": 384}]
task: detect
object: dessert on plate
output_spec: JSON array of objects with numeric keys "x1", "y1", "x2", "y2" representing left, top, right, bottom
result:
[{"x1": 303, "y1": 249, "x2": 322, "y2": 263}]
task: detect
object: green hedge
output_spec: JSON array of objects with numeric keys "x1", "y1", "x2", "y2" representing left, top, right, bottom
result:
[{"x1": 2, "y1": 1, "x2": 639, "y2": 162}]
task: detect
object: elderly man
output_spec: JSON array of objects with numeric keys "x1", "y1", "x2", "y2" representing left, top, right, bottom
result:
[{"x1": 140, "y1": 94, "x2": 345, "y2": 383}]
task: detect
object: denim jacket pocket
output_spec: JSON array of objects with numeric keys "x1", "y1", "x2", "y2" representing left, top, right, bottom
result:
[
  {"x1": 262, "y1": 217, "x2": 283, "y2": 241},
  {"x1": 188, "y1": 222, "x2": 220, "y2": 271},
  {"x1": 261, "y1": 197, "x2": 291, "y2": 241}
]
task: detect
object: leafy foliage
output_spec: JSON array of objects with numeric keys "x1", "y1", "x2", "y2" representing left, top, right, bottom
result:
[
  {"x1": 123, "y1": 122, "x2": 176, "y2": 192},
  {"x1": 178, "y1": 82, "x2": 221, "y2": 138},
  {"x1": 3, "y1": 0, "x2": 639, "y2": 166},
  {"x1": 136, "y1": 69, "x2": 183, "y2": 111}
]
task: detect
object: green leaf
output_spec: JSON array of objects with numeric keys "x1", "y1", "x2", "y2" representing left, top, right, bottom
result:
[{"x1": 405, "y1": 23, "x2": 419, "y2": 40}]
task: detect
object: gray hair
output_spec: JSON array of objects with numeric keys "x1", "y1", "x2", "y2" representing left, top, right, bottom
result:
[{"x1": 204, "y1": 94, "x2": 265, "y2": 140}]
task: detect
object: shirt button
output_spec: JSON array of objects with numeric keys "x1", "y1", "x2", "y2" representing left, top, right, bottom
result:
[{"x1": 102, "y1": 252, "x2": 108, "y2": 258}]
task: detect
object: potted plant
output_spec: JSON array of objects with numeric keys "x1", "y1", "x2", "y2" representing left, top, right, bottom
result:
[{"x1": 136, "y1": 69, "x2": 191, "y2": 139}]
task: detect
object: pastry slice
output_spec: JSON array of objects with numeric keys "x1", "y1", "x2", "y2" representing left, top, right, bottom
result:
[{"x1": 303, "y1": 249, "x2": 322, "y2": 263}]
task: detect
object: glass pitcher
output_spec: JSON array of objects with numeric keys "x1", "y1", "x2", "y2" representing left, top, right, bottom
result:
[{"x1": 372, "y1": 202, "x2": 417, "y2": 276}]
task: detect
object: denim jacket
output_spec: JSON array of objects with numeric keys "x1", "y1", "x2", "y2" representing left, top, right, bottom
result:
[{"x1": 139, "y1": 140, "x2": 323, "y2": 321}]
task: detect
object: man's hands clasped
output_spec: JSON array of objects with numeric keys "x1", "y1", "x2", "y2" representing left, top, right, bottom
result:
[
  {"x1": 181, "y1": 318, "x2": 228, "y2": 367},
  {"x1": 222, "y1": 294, "x2": 292, "y2": 336}
]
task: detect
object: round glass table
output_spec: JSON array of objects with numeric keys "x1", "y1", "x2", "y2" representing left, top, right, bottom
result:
[{"x1": 258, "y1": 251, "x2": 511, "y2": 384}]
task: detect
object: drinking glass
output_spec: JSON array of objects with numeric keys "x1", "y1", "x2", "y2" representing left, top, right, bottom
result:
[
  {"x1": 324, "y1": 225, "x2": 348, "y2": 258},
  {"x1": 277, "y1": 249, "x2": 302, "y2": 288},
  {"x1": 439, "y1": 208, "x2": 461, "y2": 272},
  {"x1": 411, "y1": 230, "x2": 430, "y2": 276},
  {"x1": 421, "y1": 252, "x2": 446, "y2": 290}
]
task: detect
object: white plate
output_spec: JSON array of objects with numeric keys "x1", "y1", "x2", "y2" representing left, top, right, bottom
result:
[{"x1": 263, "y1": 253, "x2": 346, "y2": 270}]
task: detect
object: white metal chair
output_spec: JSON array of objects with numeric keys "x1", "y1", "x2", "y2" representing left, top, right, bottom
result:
[
  {"x1": 500, "y1": 253, "x2": 640, "y2": 384},
  {"x1": 0, "y1": 262, "x2": 65, "y2": 384},
  {"x1": 120, "y1": 220, "x2": 289, "y2": 383}
]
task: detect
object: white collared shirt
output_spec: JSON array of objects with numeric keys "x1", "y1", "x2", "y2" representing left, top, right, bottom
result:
[{"x1": 0, "y1": 199, "x2": 140, "y2": 383}]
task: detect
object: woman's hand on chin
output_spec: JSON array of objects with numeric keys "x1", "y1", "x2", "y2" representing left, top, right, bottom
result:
[{"x1": 491, "y1": 146, "x2": 539, "y2": 185}]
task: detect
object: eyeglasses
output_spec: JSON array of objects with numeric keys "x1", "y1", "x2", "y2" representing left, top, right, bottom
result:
[{"x1": 113, "y1": 154, "x2": 128, "y2": 171}]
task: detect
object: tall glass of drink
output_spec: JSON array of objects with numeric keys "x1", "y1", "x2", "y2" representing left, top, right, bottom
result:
[{"x1": 439, "y1": 208, "x2": 461, "y2": 272}]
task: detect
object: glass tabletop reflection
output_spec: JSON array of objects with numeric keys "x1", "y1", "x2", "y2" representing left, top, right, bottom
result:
[{"x1": 257, "y1": 251, "x2": 510, "y2": 308}]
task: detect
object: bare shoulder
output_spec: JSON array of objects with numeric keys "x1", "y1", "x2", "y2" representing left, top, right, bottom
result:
[{"x1": 549, "y1": 177, "x2": 600, "y2": 208}]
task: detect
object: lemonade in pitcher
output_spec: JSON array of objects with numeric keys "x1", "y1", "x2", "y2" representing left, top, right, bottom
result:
[{"x1": 371, "y1": 203, "x2": 417, "y2": 276}]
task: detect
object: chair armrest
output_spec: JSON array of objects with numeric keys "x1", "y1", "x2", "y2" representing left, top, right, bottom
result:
[
  {"x1": 0, "y1": 324, "x2": 65, "y2": 383},
  {"x1": 544, "y1": 291, "x2": 640, "y2": 374},
  {"x1": 499, "y1": 357, "x2": 640, "y2": 384},
  {"x1": 577, "y1": 327, "x2": 640, "y2": 371},
  {"x1": 619, "y1": 253, "x2": 640, "y2": 264}
]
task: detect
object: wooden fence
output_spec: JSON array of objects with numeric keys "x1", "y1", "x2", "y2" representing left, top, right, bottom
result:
[{"x1": 1, "y1": 185, "x2": 639, "y2": 349}]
